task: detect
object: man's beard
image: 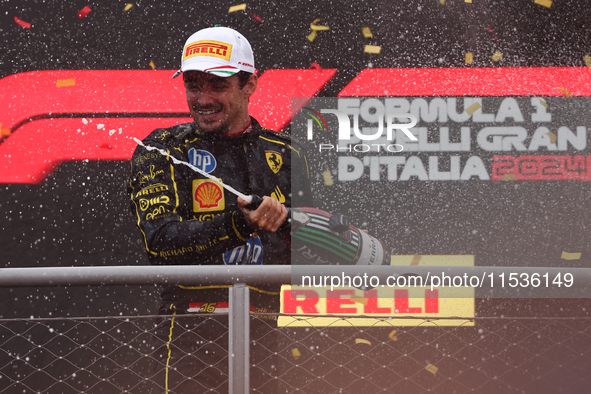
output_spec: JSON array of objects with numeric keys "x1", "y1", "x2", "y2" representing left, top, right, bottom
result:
[{"x1": 195, "y1": 116, "x2": 231, "y2": 135}]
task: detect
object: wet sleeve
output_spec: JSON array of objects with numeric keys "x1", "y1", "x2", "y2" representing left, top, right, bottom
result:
[{"x1": 128, "y1": 139, "x2": 252, "y2": 265}]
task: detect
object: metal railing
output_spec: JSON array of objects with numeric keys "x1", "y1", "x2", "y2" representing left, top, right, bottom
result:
[
  {"x1": 0, "y1": 266, "x2": 292, "y2": 394},
  {"x1": 1, "y1": 266, "x2": 590, "y2": 393}
]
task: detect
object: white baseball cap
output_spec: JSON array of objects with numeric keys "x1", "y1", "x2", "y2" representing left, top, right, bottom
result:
[{"x1": 173, "y1": 26, "x2": 255, "y2": 78}]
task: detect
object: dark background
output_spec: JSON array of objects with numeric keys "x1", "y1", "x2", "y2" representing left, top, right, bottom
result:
[{"x1": 1, "y1": 0, "x2": 590, "y2": 318}]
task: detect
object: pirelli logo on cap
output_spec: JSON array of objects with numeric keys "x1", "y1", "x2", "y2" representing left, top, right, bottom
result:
[{"x1": 184, "y1": 40, "x2": 232, "y2": 61}]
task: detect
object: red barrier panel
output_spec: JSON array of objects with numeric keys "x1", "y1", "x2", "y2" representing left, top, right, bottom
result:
[
  {"x1": 338, "y1": 67, "x2": 591, "y2": 97},
  {"x1": 0, "y1": 69, "x2": 336, "y2": 132},
  {"x1": 0, "y1": 117, "x2": 192, "y2": 183},
  {"x1": 0, "y1": 68, "x2": 336, "y2": 183}
]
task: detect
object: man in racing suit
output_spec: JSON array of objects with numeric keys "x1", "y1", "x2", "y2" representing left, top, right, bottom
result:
[{"x1": 128, "y1": 26, "x2": 313, "y2": 393}]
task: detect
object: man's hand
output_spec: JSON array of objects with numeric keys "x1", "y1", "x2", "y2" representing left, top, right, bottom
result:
[{"x1": 238, "y1": 196, "x2": 287, "y2": 233}]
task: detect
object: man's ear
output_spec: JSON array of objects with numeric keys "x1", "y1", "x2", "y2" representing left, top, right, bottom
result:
[{"x1": 242, "y1": 73, "x2": 258, "y2": 98}]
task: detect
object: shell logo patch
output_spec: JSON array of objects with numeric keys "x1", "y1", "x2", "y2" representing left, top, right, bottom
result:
[
  {"x1": 193, "y1": 179, "x2": 225, "y2": 212},
  {"x1": 265, "y1": 151, "x2": 282, "y2": 174}
]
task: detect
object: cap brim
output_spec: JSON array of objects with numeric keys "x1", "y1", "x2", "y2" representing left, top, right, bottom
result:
[{"x1": 182, "y1": 60, "x2": 241, "y2": 78}]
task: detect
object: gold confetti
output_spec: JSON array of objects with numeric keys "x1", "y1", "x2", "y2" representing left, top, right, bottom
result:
[
  {"x1": 149, "y1": 60, "x2": 156, "y2": 70},
  {"x1": 465, "y1": 0, "x2": 472, "y2": 3},
  {"x1": 355, "y1": 338, "x2": 372, "y2": 346},
  {"x1": 410, "y1": 254, "x2": 422, "y2": 266},
  {"x1": 124, "y1": 3, "x2": 133, "y2": 11},
  {"x1": 465, "y1": 52, "x2": 473, "y2": 64},
  {"x1": 322, "y1": 170, "x2": 334, "y2": 186},
  {"x1": 310, "y1": 19, "x2": 330, "y2": 31},
  {"x1": 228, "y1": 3, "x2": 247, "y2": 13},
  {"x1": 539, "y1": 99, "x2": 548, "y2": 108},
  {"x1": 361, "y1": 27, "x2": 373, "y2": 38},
  {"x1": 425, "y1": 363, "x2": 438, "y2": 375},
  {"x1": 465, "y1": 102, "x2": 481, "y2": 115},
  {"x1": 310, "y1": 25, "x2": 330, "y2": 31},
  {"x1": 364, "y1": 45, "x2": 381, "y2": 54},
  {"x1": 558, "y1": 87, "x2": 572, "y2": 97},
  {"x1": 0, "y1": 123, "x2": 11, "y2": 137},
  {"x1": 291, "y1": 348, "x2": 301, "y2": 360},
  {"x1": 547, "y1": 132, "x2": 557, "y2": 144},
  {"x1": 56, "y1": 78, "x2": 75, "y2": 87},
  {"x1": 534, "y1": 0, "x2": 552, "y2": 8},
  {"x1": 561, "y1": 251, "x2": 581, "y2": 260},
  {"x1": 491, "y1": 50, "x2": 503, "y2": 62},
  {"x1": 350, "y1": 297, "x2": 368, "y2": 305},
  {"x1": 388, "y1": 330, "x2": 398, "y2": 341},
  {"x1": 308, "y1": 19, "x2": 329, "y2": 42},
  {"x1": 502, "y1": 173, "x2": 515, "y2": 181},
  {"x1": 584, "y1": 55, "x2": 591, "y2": 69},
  {"x1": 439, "y1": 0, "x2": 445, "y2": 4}
]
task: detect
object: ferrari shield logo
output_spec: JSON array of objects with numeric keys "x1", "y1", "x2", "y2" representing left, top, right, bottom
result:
[{"x1": 265, "y1": 151, "x2": 282, "y2": 174}]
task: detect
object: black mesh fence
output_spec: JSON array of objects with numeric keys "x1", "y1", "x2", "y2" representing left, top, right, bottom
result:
[
  {"x1": 0, "y1": 315, "x2": 229, "y2": 394},
  {"x1": 253, "y1": 314, "x2": 591, "y2": 394},
  {"x1": 1, "y1": 311, "x2": 590, "y2": 393}
]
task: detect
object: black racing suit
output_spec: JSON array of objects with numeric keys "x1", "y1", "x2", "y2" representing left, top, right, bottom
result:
[{"x1": 128, "y1": 117, "x2": 313, "y2": 393}]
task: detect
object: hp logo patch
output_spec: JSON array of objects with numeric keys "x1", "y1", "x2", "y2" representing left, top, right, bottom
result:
[{"x1": 188, "y1": 149, "x2": 217, "y2": 173}]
